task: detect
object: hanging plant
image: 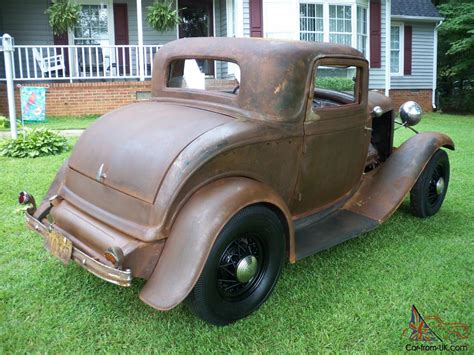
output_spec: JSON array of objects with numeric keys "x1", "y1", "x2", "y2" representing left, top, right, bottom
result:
[
  {"x1": 45, "y1": 0, "x2": 81, "y2": 36},
  {"x1": 146, "y1": 0, "x2": 181, "y2": 33}
]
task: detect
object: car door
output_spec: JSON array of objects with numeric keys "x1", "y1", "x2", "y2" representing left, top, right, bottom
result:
[{"x1": 291, "y1": 57, "x2": 371, "y2": 217}]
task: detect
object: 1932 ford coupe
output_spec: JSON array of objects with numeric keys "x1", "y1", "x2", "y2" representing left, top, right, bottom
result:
[{"x1": 19, "y1": 37, "x2": 454, "y2": 325}]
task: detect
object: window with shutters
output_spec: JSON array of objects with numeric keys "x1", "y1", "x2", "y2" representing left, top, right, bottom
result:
[{"x1": 390, "y1": 24, "x2": 404, "y2": 75}]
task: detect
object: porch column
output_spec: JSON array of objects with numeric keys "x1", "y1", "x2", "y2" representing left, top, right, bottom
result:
[
  {"x1": 136, "y1": 0, "x2": 145, "y2": 81},
  {"x1": 2, "y1": 34, "x2": 17, "y2": 139},
  {"x1": 384, "y1": 0, "x2": 391, "y2": 96},
  {"x1": 234, "y1": 0, "x2": 244, "y2": 37}
]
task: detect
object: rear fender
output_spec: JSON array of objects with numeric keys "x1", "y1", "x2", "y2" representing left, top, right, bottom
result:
[
  {"x1": 33, "y1": 159, "x2": 69, "y2": 219},
  {"x1": 139, "y1": 177, "x2": 294, "y2": 311}
]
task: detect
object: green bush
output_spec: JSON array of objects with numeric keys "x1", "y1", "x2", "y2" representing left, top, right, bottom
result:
[
  {"x1": 146, "y1": 0, "x2": 181, "y2": 32},
  {"x1": 0, "y1": 116, "x2": 24, "y2": 129},
  {"x1": 45, "y1": 0, "x2": 81, "y2": 36},
  {"x1": 315, "y1": 77, "x2": 354, "y2": 92},
  {"x1": 0, "y1": 116, "x2": 9, "y2": 129},
  {"x1": 440, "y1": 92, "x2": 474, "y2": 114},
  {"x1": 0, "y1": 129, "x2": 69, "y2": 158}
]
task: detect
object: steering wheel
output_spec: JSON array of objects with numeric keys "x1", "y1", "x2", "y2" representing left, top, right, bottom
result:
[{"x1": 232, "y1": 85, "x2": 240, "y2": 94}]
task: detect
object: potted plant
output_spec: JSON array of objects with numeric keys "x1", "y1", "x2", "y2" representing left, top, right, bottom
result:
[
  {"x1": 146, "y1": 0, "x2": 181, "y2": 33},
  {"x1": 45, "y1": 0, "x2": 81, "y2": 36}
]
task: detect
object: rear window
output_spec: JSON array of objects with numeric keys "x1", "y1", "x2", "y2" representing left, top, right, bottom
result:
[{"x1": 167, "y1": 58, "x2": 241, "y2": 95}]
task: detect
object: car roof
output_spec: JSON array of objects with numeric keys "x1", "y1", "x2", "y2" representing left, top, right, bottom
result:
[{"x1": 151, "y1": 37, "x2": 365, "y2": 122}]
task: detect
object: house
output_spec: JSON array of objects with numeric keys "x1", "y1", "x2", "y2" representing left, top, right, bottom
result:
[{"x1": 0, "y1": 0, "x2": 442, "y2": 116}]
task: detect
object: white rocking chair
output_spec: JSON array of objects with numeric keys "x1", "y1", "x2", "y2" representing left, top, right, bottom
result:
[{"x1": 32, "y1": 47, "x2": 65, "y2": 77}]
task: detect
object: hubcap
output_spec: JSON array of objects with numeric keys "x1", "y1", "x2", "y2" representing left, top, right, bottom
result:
[
  {"x1": 428, "y1": 165, "x2": 445, "y2": 206},
  {"x1": 236, "y1": 255, "x2": 258, "y2": 283},
  {"x1": 435, "y1": 177, "x2": 445, "y2": 195},
  {"x1": 216, "y1": 236, "x2": 264, "y2": 300}
]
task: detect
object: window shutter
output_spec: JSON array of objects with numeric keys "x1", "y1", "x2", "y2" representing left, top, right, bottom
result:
[
  {"x1": 249, "y1": 0, "x2": 263, "y2": 37},
  {"x1": 404, "y1": 25, "x2": 412, "y2": 75},
  {"x1": 369, "y1": 0, "x2": 381, "y2": 68}
]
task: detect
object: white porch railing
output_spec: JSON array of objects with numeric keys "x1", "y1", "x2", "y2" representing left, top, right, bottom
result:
[{"x1": 2, "y1": 44, "x2": 162, "y2": 81}]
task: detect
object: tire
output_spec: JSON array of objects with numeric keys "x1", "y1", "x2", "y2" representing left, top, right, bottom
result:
[
  {"x1": 410, "y1": 149, "x2": 450, "y2": 218},
  {"x1": 185, "y1": 205, "x2": 286, "y2": 325}
]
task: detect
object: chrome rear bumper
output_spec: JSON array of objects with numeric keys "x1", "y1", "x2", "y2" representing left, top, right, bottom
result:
[{"x1": 25, "y1": 212, "x2": 132, "y2": 287}]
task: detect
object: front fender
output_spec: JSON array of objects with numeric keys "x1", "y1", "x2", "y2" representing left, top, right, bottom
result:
[
  {"x1": 344, "y1": 131, "x2": 454, "y2": 222},
  {"x1": 139, "y1": 177, "x2": 294, "y2": 311}
]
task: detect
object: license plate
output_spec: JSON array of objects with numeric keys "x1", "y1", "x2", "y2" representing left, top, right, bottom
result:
[{"x1": 44, "y1": 229, "x2": 73, "y2": 264}]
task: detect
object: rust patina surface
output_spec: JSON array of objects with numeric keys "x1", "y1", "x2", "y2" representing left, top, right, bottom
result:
[{"x1": 21, "y1": 37, "x2": 454, "y2": 313}]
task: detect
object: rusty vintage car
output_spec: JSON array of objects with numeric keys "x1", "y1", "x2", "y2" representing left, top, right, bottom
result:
[{"x1": 19, "y1": 37, "x2": 454, "y2": 325}]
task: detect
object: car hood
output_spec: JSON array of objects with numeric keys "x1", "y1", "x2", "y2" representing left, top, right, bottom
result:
[
  {"x1": 68, "y1": 101, "x2": 232, "y2": 203},
  {"x1": 368, "y1": 90, "x2": 393, "y2": 114}
]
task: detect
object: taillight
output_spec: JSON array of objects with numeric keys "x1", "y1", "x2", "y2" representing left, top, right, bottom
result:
[
  {"x1": 18, "y1": 191, "x2": 31, "y2": 205},
  {"x1": 104, "y1": 247, "x2": 125, "y2": 269}
]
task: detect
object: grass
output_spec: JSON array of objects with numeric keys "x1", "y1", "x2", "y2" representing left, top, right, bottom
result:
[
  {"x1": 0, "y1": 113, "x2": 472, "y2": 352},
  {"x1": 0, "y1": 115, "x2": 99, "y2": 131}
]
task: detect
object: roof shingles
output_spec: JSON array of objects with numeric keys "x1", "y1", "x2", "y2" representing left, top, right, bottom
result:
[{"x1": 392, "y1": 0, "x2": 441, "y2": 18}]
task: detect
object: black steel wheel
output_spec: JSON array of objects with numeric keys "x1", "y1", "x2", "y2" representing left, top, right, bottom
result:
[
  {"x1": 185, "y1": 205, "x2": 286, "y2": 325},
  {"x1": 410, "y1": 149, "x2": 450, "y2": 218}
]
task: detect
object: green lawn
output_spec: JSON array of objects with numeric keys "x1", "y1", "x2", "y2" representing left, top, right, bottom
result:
[
  {"x1": 0, "y1": 113, "x2": 472, "y2": 352},
  {"x1": 0, "y1": 115, "x2": 98, "y2": 131}
]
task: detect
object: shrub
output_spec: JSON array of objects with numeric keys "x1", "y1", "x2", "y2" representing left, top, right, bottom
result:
[
  {"x1": 438, "y1": 79, "x2": 474, "y2": 114},
  {"x1": 0, "y1": 129, "x2": 69, "y2": 158},
  {"x1": 315, "y1": 77, "x2": 354, "y2": 92},
  {"x1": 146, "y1": 0, "x2": 181, "y2": 32},
  {"x1": 440, "y1": 91, "x2": 474, "y2": 114},
  {"x1": 0, "y1": 116, "x2": 9, "y2": 129},
  {"x1": 0, "y1": 117, "x2": 23, "y2": 129}
]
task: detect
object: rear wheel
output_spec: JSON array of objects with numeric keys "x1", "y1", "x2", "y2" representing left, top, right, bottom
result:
[
  {"x1": 185, "y1": 205, "x2": 286, "y2": 325},
  {"x1": 410, "y1": 149, "x2": 450, "y2": 218}
]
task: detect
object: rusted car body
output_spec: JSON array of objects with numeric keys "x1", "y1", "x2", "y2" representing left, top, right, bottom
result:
[{"x1": 20, "y1": 37, "x2": 454, "y2": 325}]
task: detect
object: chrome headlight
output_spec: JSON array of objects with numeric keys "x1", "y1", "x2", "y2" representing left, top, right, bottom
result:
[{"x1": 399, "y1": 101, "x2": 423, "y2": 126}]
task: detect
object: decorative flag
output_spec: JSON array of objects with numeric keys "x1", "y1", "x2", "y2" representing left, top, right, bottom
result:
[
  {"x1": 408, "y1": 305, "x2": 443, "y2": 342},
  {"x1": 20, "y1": 86, "x2": 46, "y2": 122}
]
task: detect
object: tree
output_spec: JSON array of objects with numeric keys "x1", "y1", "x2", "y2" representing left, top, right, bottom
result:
[
  {"x1": 437, "y1": 1, "x2": 474, "y2": 78},
  {"x1": 434, "y1": 0, "x2": 474, "y2": 112}
]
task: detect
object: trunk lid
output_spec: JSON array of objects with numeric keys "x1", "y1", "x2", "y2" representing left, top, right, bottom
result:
[{"x1": 68, "y1": 101, "x2": 231, "y2": 203}]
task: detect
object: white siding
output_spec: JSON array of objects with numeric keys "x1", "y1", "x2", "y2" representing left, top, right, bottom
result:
[
  {"x1": 263, "y1": 0, "x2": 299, "y2": 39},
  {"x1": 390, "y1": 22, "x2": 435, "y2": 89},
  {"x1": 0, "y1": 0, "x2": 54, "y2": 45},
  {"x1": 243, "y1": 0, "x2": 250, "y2": 37},
  {"x1": 214, "y1": 0, "x2": 229, "y2": 78}
]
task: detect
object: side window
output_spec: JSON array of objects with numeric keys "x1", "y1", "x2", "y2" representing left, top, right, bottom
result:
[{"x1": 312, "y1": 64, "x2": 360, "y2": 109}]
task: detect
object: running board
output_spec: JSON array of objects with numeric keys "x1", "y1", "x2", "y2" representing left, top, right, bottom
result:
[
  {"x1": 293, "y1": 132, "x2": 454, "y2": 261},
  {"x1": 295, "y1": 210, "x2": 378, "y2": 260}
]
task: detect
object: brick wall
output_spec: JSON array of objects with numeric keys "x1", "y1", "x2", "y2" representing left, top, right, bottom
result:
[
  {"x1": 0, "y1": 82, "x2": 434, "y2": 118},
  {"x1": 389, "y1": 89, "x2": 433, "y2": 112},
  {"x1": 0, "y1": 81, "x2": 152, "y2": 117}
]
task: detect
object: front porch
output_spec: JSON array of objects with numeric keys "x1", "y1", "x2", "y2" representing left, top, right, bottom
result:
[
  {"x1": 6, "y1": 44, "x2": 162, "y2": 82},
  {"x1": 0, "y1": 0, "x2": 248, "y2": 83}
]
